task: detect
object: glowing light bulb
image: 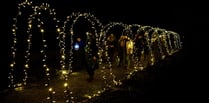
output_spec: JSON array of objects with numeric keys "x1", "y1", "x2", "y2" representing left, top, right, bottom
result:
[
  {"x1": 49, "y1": 88, "x2": 52, "y2": 92},
  {"x1": 29, "y1": 24, "x2": 32, "y2": 28},
  {"x1": 10, "y1": 64, "x2": 14, "y2": 67},
  {"x1": 57, "y1": 28, "x2": 60, "y2": 32},
  {"x1": 64, "y1": 83, "x2": 68, "y2": 87},
  {"x1": 74, "y1": 43, "x2": 79, "y2": 50},
  {"x1": 12, "y1": 29, "x2": 15, "y2": 32},
  {"x1": 25, "y1": 64, "x2": 29, "y2": 68},
  {"x1": 61, "y1": 55, "x2": 65, "y2": 59},
  {"x1": 62, "y1": 70, "x2": 67, "y2": 75},
  {"x1": 41, "y1": 29, "x2": 44, "y2": 33}
]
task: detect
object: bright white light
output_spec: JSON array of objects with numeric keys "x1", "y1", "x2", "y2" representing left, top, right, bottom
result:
[{"x1": 74, "y1": 43, "x2": 79, "y2": 50}]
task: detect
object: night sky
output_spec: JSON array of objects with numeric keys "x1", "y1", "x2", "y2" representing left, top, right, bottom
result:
[{"x1": 0, "y1": 0, "x2": 208, "y2": 101}]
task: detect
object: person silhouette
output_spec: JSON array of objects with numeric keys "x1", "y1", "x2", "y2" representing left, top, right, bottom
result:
[
  {"x1": 85, "y1": 32, "x2": 99, "y2": 82},
  {"x1": 107, "y1": 34, "x2": 116, "y2": 63},
  {"x1": 73, "y1": 37, "x2": 85, "y2": 71}
]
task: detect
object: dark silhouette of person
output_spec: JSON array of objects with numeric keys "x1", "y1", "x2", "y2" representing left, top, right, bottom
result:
[
  {"x1": 107, "y1": 34, "x2": 117, "y2": 63},
  {"x1": 134, "y1": 34, "x2": 144, "y2": 63},
  {"x1": 73, "y1": 37, "x2": 85, "y2": 71},
  {"x1": 118, "y1": 35, "x2": 130, "y2": 69},
  {"x1": 85, "y1": 32, "x2": 99, "y2": 82}
]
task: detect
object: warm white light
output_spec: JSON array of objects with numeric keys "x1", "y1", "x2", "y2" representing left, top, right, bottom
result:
[
  {"x1": 70, "y1": 31, "x2": 73, "y2": 34},
  {"x1": 41, "y1": 29, "x2": 44, "y2": 33},
  {"x1": 88, "y1": 96, "x2": 92, "y2": 99},
  {"x1": 61, "y1": 55, "x2": 65, "y2": 59},
  {"x1": 10, "y1": 64, "x2": 14, "y2": 67},
  {"x1": 64, "y1": 83, "x2": 68, "y2": 87},
  {"x1": 49, "y1": 88, "x2": 52, "y2": 92},
  {"x1": 62, "y1": 70, "x2": 67, "y2": 75},
  {"x1": 8, "y1": 2, "x2": 182, "y2": 102},
  {"x1": 57, "y1": 28, "x2": 60, "y2": 32},
  {"x1": 14, "y1": 86, "x2": 23, "y2": 91},
  {"x1": 25, "y1": 64, "x2": 29, "y2": 68},
  {"x1": 29, "y1": 24, "x2": 32, "y2": 28}
]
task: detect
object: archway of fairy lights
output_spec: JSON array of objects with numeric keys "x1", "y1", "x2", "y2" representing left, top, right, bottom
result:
[
  {"x1": 9, "y1": 0, "x2": 33, "y2": 89},
  {"x1": 129, "y1": 24, "x2": 141, "y2": 39},
  {"x1": 165, "y1": 30, "x2": 182, "y2": 54},
  {"x1": 125, "y1": 24, "x2": 144, "y2": 78},
  {"x1": 59, "y1": 12, "x2": 110, "y2": 102},
  {"x1": 137, "y1": 26, "x2": 157, "y2": 68},
  {"x1": 8, "y1": 1, "x2": 63, "y2": 102},
  {"x1": 100, "y1": 22, "x2": 137, "y2": 86},
  {"x1": 8, "y1": 0, "x2": 183, "y2": 103},
  {"x1": 140, "y1": 27, "x2": 182, "y2": 67},
  {"x1": 59, "y1": 12, "x2": 103, "y2": 73}
]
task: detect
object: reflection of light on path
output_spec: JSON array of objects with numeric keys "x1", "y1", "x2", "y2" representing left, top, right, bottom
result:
[
  {"x1": 14, "y1": 83, "x2": 23, "y2": 91},
  {"x1": 71, "y1": 72, "x2": 80, "y2": 76}
]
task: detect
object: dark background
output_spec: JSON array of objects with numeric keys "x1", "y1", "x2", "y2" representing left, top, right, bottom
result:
[{"x1": 0, "y1": 0, "x2": 208, "y2": 102}]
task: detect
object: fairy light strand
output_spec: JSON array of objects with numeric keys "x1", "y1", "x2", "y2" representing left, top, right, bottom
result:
[
  {"x1": 9, "y1": 0, "x2": 33, "y2": 89},
  {"x1": 101, "y1": 22, "x2": 132, "y2": 86},
  {"x1": 70, "y1": 12, "x2": 104, "y2": 101},
  {"x1": 27, "y1": 3, "x2": 60, "y2": 102},
  {"x1": 9, "y1": 1, "x2": 60, "y2": 102},
  {"x1": 9, "y1": 1, "x2": 183, "y2": 102}
]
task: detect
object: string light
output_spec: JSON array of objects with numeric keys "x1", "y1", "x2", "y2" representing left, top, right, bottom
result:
[
  {"x1": 100, "y1": 22, "x2": 135, "y2": 86},
  {"x1": 9, "y1": 0, "x2": 33, "y2": 89},
  {"x1": 9, "y1": 1, "x2": 183, "y2": 102},
  {"x1": 9, "y1": 1, "x2": 60, "y2": 102},
  {"x1": 128, "y1": 24, "x2": 142, "y2": 75},
  {"x1": 27, "y1": 2, "x2": 60, "y2": 102},
  {"x1": 61, "y1": 12, "x2": 104, "y2": 102},
  {"x1": 101, "y1": 22, "x2": 123, "y2": 86}
]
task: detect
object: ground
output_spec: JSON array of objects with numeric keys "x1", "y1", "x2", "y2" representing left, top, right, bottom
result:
[{"x1": 0, "y1": 48, "x2": 188, "y2": 103}]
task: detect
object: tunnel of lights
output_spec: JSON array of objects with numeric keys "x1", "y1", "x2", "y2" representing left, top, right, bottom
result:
[{"x1": 8, "y1": 0, "x2": 182, "y2": 103}]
